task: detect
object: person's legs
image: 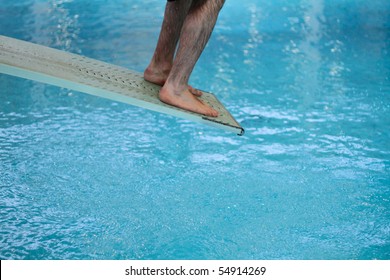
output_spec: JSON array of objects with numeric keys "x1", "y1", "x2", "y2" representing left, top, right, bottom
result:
[
  {"x1": 144, "y1": 0, "x2": 203, "y2": 97},
  {"x1": 144, "y1": 0, "x2": 192, "y2": 86},
  {"x1": 159, "y1": 0, "x2": 225, "y2": 117}
]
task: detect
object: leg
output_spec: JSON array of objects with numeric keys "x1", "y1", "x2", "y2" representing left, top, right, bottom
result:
[
  {"x1": 144, "y1": 0, "x2": 192, "y2": 86},
  {"x1": 160, "y1": 0, "x2": 225, "y2": 117},
  {"x1": 144, "y1": 0, "x2": 203, "y2": 97}
]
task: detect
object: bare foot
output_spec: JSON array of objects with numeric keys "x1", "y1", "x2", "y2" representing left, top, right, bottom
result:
[
  {"x1": 144, "y1": 66, "x2": 202, "y2": 97},
  {"x1": 159, "y1": 83, "x2": 218, "y2": 117},
  {"x1": 144, "y1": 66, "x2": 170, "y2": 86}
]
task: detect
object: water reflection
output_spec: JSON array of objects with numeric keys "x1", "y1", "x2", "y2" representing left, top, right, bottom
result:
[
  {"x1": 27, "y1": 0, "x2": 81, "y2": 52},
  {"x1": 243, "y1": 3, "x2": 263, "y2": 67},
  {"x1": 291, "y1": 0, "x2": 324, "y2": 102}
]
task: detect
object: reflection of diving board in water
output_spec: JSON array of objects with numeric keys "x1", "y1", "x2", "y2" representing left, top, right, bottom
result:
[{"x1": 0, "y1": 35, "x2": 244, "y2": 136}]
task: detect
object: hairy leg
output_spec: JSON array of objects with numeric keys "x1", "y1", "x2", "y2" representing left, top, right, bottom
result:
[
  {"x1": 144, "y1": 0, "x2": 203, "y2": 97},
  {"x1": 160, "y1": 0, "x2": 225, "y2": 117},
  {"x1": 144, "y1": 0, "x2": 192, "y2": 86}
]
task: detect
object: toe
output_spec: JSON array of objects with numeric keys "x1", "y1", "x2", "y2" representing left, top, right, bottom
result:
[
  {"x1": 189, "y1": 86, "x2": 203, "y2": 97},
  {"x1": 206, "y1": 107, "x2": 219, "y2": 117}
]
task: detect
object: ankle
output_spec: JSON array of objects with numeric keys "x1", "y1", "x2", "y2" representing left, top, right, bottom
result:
[
  {"x1": 148, "y1": 58, "x2": 172, "y2": 74},
  {"x1": 164, "y1": 77, "x2": 188, "y2": 93}
]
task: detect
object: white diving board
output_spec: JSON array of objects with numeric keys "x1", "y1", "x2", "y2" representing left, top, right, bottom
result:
[{"x1": 0, "y1": 35, "x2": 244, "y2": 136}]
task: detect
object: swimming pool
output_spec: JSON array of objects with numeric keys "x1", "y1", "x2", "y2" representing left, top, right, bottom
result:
[{"x1": 0, "y1": 0, "x2": 389, "y2": 259}]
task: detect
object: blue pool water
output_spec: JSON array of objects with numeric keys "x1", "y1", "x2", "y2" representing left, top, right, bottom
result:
[{"x1": 0, "y1": 0, "x2": 389, "y2": 260}]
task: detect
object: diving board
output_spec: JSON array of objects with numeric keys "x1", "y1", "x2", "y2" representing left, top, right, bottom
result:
[{"x1": 0, "y1": 35, "x2": 244, "y2": 135}]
